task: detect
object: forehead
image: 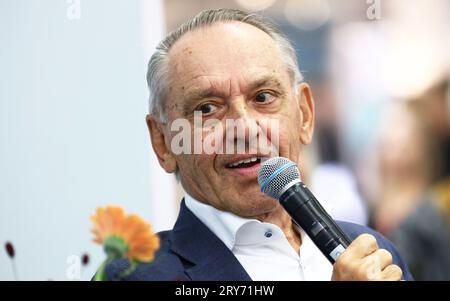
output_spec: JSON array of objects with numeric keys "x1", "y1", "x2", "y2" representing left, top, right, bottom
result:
[{"x1": 166, "y1": 22, "x2": 290, "y2": 95}]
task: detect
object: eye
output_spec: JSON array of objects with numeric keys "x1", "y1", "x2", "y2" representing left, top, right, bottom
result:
[
  {"x1": 254, "y1": 91, "x2": 276, "y2": 104},
  {"x1": 195, "y1": 103, "x2": 219, "y2": 115}
]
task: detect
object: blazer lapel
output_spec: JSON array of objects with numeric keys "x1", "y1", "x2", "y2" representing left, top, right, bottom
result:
[{"x1": 170, "y1": 200, "x2": 252, "y2": 281}]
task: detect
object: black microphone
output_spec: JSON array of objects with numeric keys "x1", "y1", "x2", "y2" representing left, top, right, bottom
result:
[{"x1": 258, "y1": 157, "x2": 352, "y2": 264}]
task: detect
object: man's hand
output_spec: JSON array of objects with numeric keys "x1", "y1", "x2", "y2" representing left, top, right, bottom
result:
[{"x1": 331, "y1": 234, "x2": 403, "y2": 281}]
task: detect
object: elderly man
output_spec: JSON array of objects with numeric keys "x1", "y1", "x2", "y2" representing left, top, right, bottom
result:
[{"x1": 105, "y1": 8, "x2": 412, "y2": 281}]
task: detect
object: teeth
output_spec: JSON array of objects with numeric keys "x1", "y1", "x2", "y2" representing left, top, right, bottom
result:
[{"x1": 227, "y1": 157, "x2": 260, "y2": 168}]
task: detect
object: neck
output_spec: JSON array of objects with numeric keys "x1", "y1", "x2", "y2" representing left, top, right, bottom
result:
[{"x1": 254, "y1": 205, "x2": 302, "y2": 253}]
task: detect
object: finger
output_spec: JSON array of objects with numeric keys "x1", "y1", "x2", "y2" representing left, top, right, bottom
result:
[
  {"x1": 365, "y1": 248, "x2": 393, "y2": 271},
  {"x1": 344, "y1": 233, "x2": 379, "y2": 259},
  {"x1": 361, "y1": 249, "x2": 393, "y2": 280},
  {"x1": 380, "y1": 264, "x2": 403, "y2": 281}
]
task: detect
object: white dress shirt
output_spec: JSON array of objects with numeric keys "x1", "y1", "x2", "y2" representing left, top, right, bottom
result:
[{"x1": 185, "y1": 193, "x2": 333, "y2": 281}]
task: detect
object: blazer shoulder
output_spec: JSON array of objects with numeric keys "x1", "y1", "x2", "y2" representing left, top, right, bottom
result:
[
  {"x1": 337, "y1": 221, "x2": 381, "y2": 240},
  {"x1": 337, "y1": 221, "x2": 414, "y2": 281}
]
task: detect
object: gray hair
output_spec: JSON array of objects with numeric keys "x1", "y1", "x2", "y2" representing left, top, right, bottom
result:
[{"x1": 147, "y1": 8, "x2": 303, "y2": 123}]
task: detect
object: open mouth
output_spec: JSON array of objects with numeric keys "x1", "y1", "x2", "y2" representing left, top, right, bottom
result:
[{"x1": 225, "y1": 156, "x2": 263, "y2": 169}]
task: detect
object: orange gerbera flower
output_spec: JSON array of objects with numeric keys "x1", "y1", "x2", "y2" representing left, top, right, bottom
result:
[{"x1": 91, "y1": 206, "x2": 160, "y2": 262}]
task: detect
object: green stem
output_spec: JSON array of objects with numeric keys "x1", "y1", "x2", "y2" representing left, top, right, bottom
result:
[
  {"x1": 118, "y1": 260, "x2": 138, "y2": 279},
  {"x1": 93, "y1": 257, "x2": 112, "y2": 281}
]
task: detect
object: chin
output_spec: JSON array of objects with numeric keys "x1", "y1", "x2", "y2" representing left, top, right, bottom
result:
[{"x1": 231, "y1": 196, "x2": 279, "y2": 218}]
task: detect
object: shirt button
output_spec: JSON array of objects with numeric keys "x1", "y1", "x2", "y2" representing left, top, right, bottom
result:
[{"x1": 264, "y1": 231, "x2": 272, "y2": 238}]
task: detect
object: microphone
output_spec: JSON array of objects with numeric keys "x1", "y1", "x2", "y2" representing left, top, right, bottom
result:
[{"x1": 258, "y1": 157, "x2": 352, "y2": 264}]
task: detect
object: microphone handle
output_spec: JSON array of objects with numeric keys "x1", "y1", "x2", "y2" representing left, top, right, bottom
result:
[{"x1": 279, "y1": 182, "x2": 352, "y2": 264}]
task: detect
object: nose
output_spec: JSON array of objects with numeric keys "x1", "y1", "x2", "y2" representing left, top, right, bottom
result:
[
  {"x1": 224, "y1": 97, "x2": 259, "y2": 153},
  {"x1": 227, "y1": 96, "x2": 251, "y2": 120}
]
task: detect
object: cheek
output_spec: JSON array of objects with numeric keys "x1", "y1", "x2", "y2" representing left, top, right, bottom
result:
[
  {"x1": 278, "y1": 114, "x2": 300, "y2": 142},
  {"x1": 274, "y1": 114, "x2": 303, "y2": 161},
  {"x1": 277, "y1": 128, "x2": 293, "y2": 155},
  {"x1": 193, "y1": 154, "x2": 218, "y2": 177}
]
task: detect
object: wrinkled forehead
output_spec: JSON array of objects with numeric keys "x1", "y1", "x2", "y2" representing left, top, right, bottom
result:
[{"x1": 166, "y1": 22, "x2": 289, "y2": 91}]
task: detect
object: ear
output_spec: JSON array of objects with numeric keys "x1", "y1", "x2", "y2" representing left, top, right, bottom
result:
[
  {"x1": 146, "y1": 114, "x2": 178, "y2": 173},
  {"x1": 296, "y1": 83, "x2": 315, "y2": 145}
]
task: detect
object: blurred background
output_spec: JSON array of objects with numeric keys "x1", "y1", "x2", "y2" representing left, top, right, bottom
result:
[{"x1": 0, "y1": 0, "x2": 449, "y2": 280}]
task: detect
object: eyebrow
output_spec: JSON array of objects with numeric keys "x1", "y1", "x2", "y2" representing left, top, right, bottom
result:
[{"x1": 181, "y1": 75, "x2": 285, "y2": 114}]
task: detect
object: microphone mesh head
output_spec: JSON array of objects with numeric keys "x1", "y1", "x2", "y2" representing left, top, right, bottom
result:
[{"x1": 257, "y1": 157, "x2": 301, "y2": 199}]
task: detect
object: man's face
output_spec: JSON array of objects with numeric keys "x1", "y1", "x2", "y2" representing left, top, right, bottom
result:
[{"x1": 149, "y1": 22, "x2": 314, "y2": 218}]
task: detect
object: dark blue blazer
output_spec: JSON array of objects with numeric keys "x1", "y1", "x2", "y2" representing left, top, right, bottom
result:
[{"x1": 104, "y1": 200, "x2": 413, "y2": 281}]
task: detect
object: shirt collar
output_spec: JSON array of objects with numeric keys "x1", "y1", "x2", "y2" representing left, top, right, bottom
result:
[
  {"x1": 184, "y1": 193, "x2": 255, "y2": 250},
  {"x1": 184, "y1": 193, "x2": 314, "y2": 261}
]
